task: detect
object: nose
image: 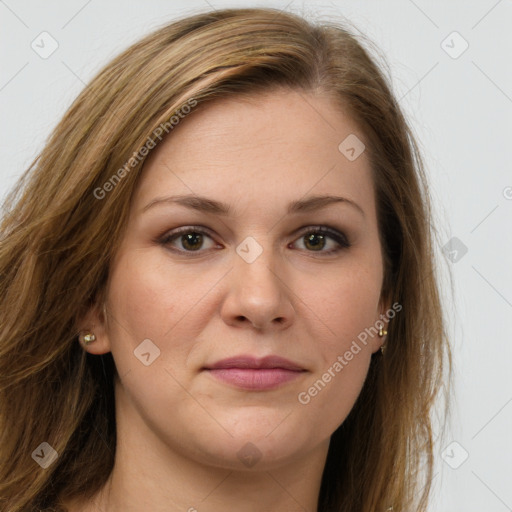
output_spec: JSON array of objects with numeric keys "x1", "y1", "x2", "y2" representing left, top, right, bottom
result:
[{"x1": 219, "y1": 244, "x2": 295, "y2": 331}]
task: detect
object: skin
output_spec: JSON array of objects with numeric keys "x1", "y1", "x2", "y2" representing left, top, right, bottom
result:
[{"x1": 69, "y1": 88, "x2": 389, "y2": 512}]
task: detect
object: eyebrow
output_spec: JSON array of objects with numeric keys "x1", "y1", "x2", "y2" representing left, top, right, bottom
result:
[{"x1": 142, "y1": 193, "x2": 365, "y2": 217}]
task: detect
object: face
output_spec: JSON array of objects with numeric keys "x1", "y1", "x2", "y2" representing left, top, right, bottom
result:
[{"x1": 85, "y1": 88, "x2": 389, "y2": 471}]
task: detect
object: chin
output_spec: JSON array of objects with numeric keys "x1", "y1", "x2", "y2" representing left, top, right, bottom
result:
[{"x1": 182, "y1": 418, "x2": 316, "y2": 471}]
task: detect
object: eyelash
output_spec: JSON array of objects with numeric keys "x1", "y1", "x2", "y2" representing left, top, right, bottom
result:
[{"x1": 158, "y1": 225, "x2": 351, "y2": 256}]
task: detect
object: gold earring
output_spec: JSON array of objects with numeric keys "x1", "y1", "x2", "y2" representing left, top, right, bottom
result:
[
  {"x1": 79, "y1": 331, "x2": 96, "y2": 345},
  {"x1": 378, "y1": 325, "x2": 388, "y2": 354}
]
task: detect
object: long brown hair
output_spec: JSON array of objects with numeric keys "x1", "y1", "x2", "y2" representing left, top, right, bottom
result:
[{"x1": 0, "y1": 7, "x2": 452, "y2": 511}]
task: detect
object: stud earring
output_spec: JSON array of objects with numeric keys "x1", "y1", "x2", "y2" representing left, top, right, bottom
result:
[
  {"x1": 78, "y1": 330, "x2": 96, "y2": 346},
  {"x1": 378, "y1": 324, "x2": 388, "y2": 354}
]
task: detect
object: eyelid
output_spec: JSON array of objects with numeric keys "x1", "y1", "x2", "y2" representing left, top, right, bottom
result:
[
  {"x1": 294, "y1": 225, "x2": 350, "y2": 247},
  {"x1": 158, "y1": 224, "x2": 351, "y2": 254},
  {"x1": 158, "y1": 225, "x2": 218, "y2": 251}
]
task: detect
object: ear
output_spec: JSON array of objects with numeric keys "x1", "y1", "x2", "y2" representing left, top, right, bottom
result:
[{"x1": 76, "y1": 301, "x2": 112, "y2": 355}]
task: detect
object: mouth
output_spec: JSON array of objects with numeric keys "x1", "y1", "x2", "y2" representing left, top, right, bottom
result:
[{"x1": 202, "y1": 355, "x2": 307, "y2": 391}]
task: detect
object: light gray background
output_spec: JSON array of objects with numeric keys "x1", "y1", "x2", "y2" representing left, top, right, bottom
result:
[{"x1": 1, "y1": 1, "x2": 511, "y2": 510}]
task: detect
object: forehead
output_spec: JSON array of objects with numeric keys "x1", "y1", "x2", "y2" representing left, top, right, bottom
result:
[{"x1": 134, "y1": 89, "x2": 376, "y2": 219}]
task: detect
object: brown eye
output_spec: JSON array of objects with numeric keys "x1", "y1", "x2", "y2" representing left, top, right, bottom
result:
[
  {"x1": 180, "y1": 232, "x2": 204, "y2": 251},
  {"x1": 303, "y1": 232, "x2": 327, "y2": 251},
  {"x1": 292, "y1": 227, "x2": 350, "y2": 255},
  {"x1": 159, "y1": 225, "x2": 350, "y2": 256},
  {"x1": 160, "y1": 227, "x2": 217, "y2": 253}
]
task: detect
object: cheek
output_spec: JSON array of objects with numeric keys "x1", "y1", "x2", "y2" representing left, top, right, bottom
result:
[
  {"x1": 104, "y1": 251, "x2": 204, "y2": 423},
  {"x1": 107, "y1": 248, "x2": 207, "y2": 338},
  {"x1": 302, "y1": 262, "x2": 382, "y2": 350},
  {"x1": 293, "y1": 264, "x2": 380, "y2": 422},
  {"x1": 108, "y1": 255, "x2": 172, "y2": 337},
  {"x1": 105, "y1": 249, "x2": 225, "y2": 375},
  {"x1": 105, "y1": 250, "x2": 183, "y2": 376}
]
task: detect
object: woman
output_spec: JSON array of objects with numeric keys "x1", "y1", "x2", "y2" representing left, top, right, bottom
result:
[{"x1": 0, "y1": 7, "x2": 452, "y2": 512}]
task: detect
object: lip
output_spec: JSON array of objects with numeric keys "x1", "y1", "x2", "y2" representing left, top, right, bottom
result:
[
  {"x1": 204, "y1": 355, "x2": 305, "y2": 371},
  {"x1": 203, "y1": 355, "x2": 307, "y2": 391}
]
